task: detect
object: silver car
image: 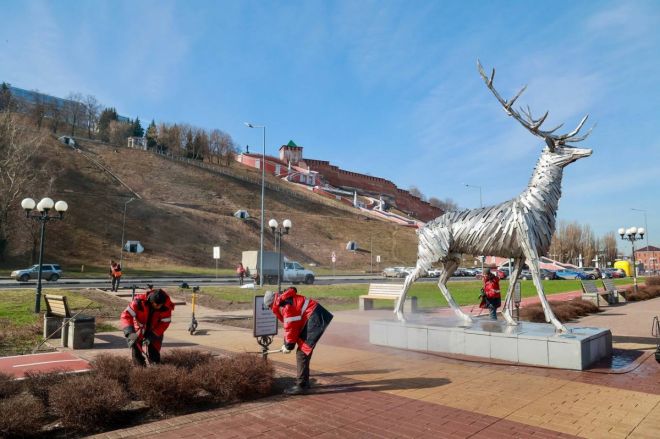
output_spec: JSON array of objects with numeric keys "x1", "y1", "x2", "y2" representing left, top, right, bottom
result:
[
  {"x1": 382, "y1": 267, "x2": 407, "y2": 278},
  {"x1": 11, "y1": 264, "x2": 63, "y2": 282}
]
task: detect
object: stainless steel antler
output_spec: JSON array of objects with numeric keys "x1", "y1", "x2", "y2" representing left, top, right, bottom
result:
[{"x1": 477, "y1": 60, "x2": 593, "y2": 149}]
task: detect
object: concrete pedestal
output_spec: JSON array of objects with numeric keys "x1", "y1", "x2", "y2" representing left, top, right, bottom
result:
[
  {"x1": 369, "y1": 316, "x2": 612, "y2": 370},
  {"x1": 65, "y1": 316, "x2": 96, "y2": 349},
  {"x1": 43, "y1": 315, "x2": 64, "y2": 339}
]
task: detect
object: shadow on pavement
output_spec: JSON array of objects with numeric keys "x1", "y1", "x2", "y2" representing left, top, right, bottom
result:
[
  {"x1": 309, "y1": 376, "x2": 451, "y2": 394},
  {"x1": 93, "y1": 334, "x2": 197, "y2": 350}
]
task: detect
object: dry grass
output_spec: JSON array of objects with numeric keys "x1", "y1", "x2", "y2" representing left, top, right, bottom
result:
[
  {"x1": 520, "y1": 298, "x2": 602, "y2": 323},
  {"x1": 49, "y1": 375, "x2": 128, "y2": 432},
  {"x1": 0, "y1": 393, "x2": 45, "y2": 437},
  {"x1": 0, "y1": 371, "x2": 23, "y2": 399},
  {"x1": 91, "y1": 354, "x2": 133, "y2": 392},
  {"x1": 161, "y1": 349, "x2": 214, "y2": 371},
  {"x1": 129, "y1": 364, "x2": 200, "y2": 413},
  {"x1": 627, "y1": 285, "x2": 660, "y2": 301},
  {"x1": 645, "y1": 276, "x2": 660, "y2": 286},
  {"x1": 192, "y1": 354, "x2": 273, "y2": 404},
  {"x1": 23, "y1": 369, "x2": 70, "y2": 406}
]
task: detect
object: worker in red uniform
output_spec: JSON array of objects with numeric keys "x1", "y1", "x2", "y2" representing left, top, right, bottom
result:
[
  {"x1": 110, "y1": 260, "x2": 122, "y2": 292},
  {"x1": 264, "y1": 287, "x2": 333, "y2": 395},
  {"x1": 120, "y1": 288, "x2": 174, "y2": 366},
  {"x1": 479, "y1": 265, "x2": 501, "y2": 320}
]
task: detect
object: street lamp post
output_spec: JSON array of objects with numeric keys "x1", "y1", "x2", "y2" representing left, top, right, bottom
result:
[
  {"x1": 245, "y1": 122, "x2": 266, "y2": 287},
  {"x1": 268, "y1": 218, "x2": 291, "y2": 293},
  {"x1": 21, "y1": 197, "x2": 69, "y2": 313},
  {"x1": 120, "y1": 197, "x2": 135, "y2": 268},
  {"x1": 618, "y1": 226, "x2": 645, "y2": 294},
  {"x1": 465, "y1": 183, "x2": 484, "y2": 273}
]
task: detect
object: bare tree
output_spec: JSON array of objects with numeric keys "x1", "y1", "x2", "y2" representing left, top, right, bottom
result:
[
  {"x1": 47, "y1": 100, "x2": 64, "y2": 134},
  {"x1": 64, "y1": 92, "x2": 85, "y2": 137},
  {"x1": 602, "y1": 232, "x2": 618, "y2": 264},
  {"x1": 0, "y1": 111, "x2": 44, "y2": 259},
  {"x1": 83, "y1": 95, "x2": 101, "y2": 139},
  {"x1": 218, "y1": 130, "x2": 236, "y2": 166},
  {"x1": 408, "y1": 186, "x2": 425, "y2": 201},
  {"x1": 429, "y1": 197, "x2": 458, "y2": 212},
  {"x1": 28, "y1": 90, "x2": 47, "y2": 129},
  {"x1": 108, "y1": 120, "x2": 133, "y2": 146}
]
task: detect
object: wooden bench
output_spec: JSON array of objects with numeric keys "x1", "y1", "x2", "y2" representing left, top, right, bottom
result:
[
  {"x1": 602, "y1": 278, "x2": 625, "y2": 303},
  {"x1": 580, "y1": 280, "x2": 617, "y2": 307},
  {"x1": 43, "y1": 294, "x2": 95, "y2": 349},
  {"x1": 359, "y1": 283, "x2": 417, "y2": 312}
]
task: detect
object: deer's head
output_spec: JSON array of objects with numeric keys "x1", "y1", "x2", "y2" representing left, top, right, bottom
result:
[{"x1": 478, "y1": 60, "x2": 593, "y2": 168}]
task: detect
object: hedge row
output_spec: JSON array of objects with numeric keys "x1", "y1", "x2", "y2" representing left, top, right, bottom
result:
[{"x1": 0, "y1": 350, "x2": 273, "y2": 437}]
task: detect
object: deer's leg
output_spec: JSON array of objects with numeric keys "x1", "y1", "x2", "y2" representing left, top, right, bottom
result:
[
  {"x1": 501, "y1": 257, "x2": 524, "y2": 326},
  {"x1": 396, "y1": 226, "x2": 450, "y2": 321},
  {"x1": 516, "y1": 218, "x2": 567, "y2": 332},
  {"x1": 436, "y1": 257, "x2": 472, "y2": 321},
  {"x1": 394, "y1": 261, "x2": 428, "y2": 321}
]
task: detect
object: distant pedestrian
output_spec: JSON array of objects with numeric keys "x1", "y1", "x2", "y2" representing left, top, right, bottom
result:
[
  {"x1": 236, "y1": 262, "x2": 246, "y2": 286},
  {"x1": 120, "y1": 288, "x2": 174, "y2": 366},
  {"x1": 264, "y1": 287, "x2": 333, "y2": 395},
  {"x1": 110, "y1": 260, "x2": 122, "y2": 292},
  {"x1": 479, "y1": 264, "x2": 501, "y2": 320}
]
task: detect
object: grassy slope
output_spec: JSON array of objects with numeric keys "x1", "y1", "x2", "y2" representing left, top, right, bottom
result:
[{"x1": 3, "y1": 137, "x2": 418, "y2": 275}]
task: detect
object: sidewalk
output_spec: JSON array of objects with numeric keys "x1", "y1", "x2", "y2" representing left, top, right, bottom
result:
[{"x1": 84, "y1": 292, "x2": 660, "y2": 439}]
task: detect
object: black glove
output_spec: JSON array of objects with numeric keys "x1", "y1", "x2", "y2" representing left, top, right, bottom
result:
[{"x1": 126, "y1": 332, "x2": 138, "y2": 348}]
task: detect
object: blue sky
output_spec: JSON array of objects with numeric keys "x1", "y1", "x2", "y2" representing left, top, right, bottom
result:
[{"x1": 2, "y1": 0, "x2": 659, "y2": 244}]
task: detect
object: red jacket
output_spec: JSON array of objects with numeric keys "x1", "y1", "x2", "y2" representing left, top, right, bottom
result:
[
  {"x1": 483, "y1": 273, "x2": 501, "y2": 299},
  {"x1": 272, "y1": 287, "x2": 318, "y2": 354},
  {"x1": 120, "y1": 291, "x2": 174, "y2": 350}
]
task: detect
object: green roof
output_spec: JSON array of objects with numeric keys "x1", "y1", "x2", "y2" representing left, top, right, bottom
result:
[{"x1": 287, "y1": 140, "x2": 298, "y2": 147}]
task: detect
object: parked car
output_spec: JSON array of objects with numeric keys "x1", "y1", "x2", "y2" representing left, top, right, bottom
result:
[
  {"x1": 11, "y1": 264, "x2": 63, "y2": 282},
  {"x1": 555, "y1": 269, "x2": 590, "y2": 280},
  {"x1": 600, "y1": 269, "x2": 613, "y2": 279},
  {"x1": 581, "y1": 267, "x2": 601, "y2": 280},
  {"x1": 452, "y1": 268, "x2": 469, "y2": 277},
  {"x1": 463, "y1": 268, "x2": 478, "y2": 276},
  {"x1": 427, "y1": 268, "x2": 442, "y2": 277},
  {"x1": 282, "y1": 261, "x2": 315, "y2": 284},
  {"x1": 520, "y1": 269, "x2": 558, "y2": 280},
  {"x1": 604, "y1": 268, "x2": 626, "y2": 278},
  {"x1": 475, "y1": 268, "x2": 507, "y2": 280},
  {"x1": 383, "y1": 266, "x2": 407, "y2": 278}
]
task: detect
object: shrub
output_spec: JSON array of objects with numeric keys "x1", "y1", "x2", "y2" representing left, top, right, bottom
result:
[
  {"x1": 23, "y1": 369, "x2": 69, "y2": 406},
  {"x1": 645, "y1": 276, "x2": 660, "y2": 286},
  {"x1": 49, "y1": 375, "x2": 128, "y2": 432},
  {"x1": 568, "y1": 298, "x2": 600, "y2": 314},
  {"x1": 129, "y1": 364, "x2": 199, "y2": 413},
  {"x1": 192, "y1": 354, "x2": 273, "y2": 403},
  {"x1": 161, "y1": 349, "x2": 214, "y2": 371},
  {"x1": 91, "y1": 354, "x2": 133, "y2": 391},
  {"x1": 0, "y1": 394, "x2": 45, "y2": 437},
  {"x1": 0, "y1": 371, "x2": 23, "y2": 399}
]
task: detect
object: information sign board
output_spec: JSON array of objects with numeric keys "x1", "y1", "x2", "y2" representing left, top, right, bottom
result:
[
  {"x1": 253, "y1": 295, "x2": 278, "y2": 337},
  {"x1": 213, "y1": 246, "x2": 221, "y2": 259}
]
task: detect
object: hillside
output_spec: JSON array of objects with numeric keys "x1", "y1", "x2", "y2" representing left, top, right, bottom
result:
[{"x1": 6, "y1": 136, "x2": 419, "y2": 273}]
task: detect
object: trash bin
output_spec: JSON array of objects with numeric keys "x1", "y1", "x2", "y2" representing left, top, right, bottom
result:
[{"x1": 66, "y1": 315, "x2": 96, "y2": 349}]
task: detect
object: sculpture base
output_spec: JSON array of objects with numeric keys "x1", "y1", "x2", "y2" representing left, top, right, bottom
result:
[{"x1": 369, "y1": 316, "x2": 612, "y2": 370}]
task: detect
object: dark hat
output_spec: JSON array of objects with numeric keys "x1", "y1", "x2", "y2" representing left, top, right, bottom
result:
[{"x1": 149, "y1": 289, "x2": 167, "y2": 305}]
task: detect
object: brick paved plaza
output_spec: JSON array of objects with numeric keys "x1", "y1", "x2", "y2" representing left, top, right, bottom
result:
[{"x1": 81, "y1": 295, "x2": 660, "y2": 439}]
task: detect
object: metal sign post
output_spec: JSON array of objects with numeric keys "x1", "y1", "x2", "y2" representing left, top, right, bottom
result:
[
  {"x1": 213, "y1": 246, "x2": 221, "y2": 279},
  {"x1": 376, "y1": 255, "x2": 381, "y2": 274},
  {"x1": 253, "y1": 295, "x2": 278, "y2": 359}
]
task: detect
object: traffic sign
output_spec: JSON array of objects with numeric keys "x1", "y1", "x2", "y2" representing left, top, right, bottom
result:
[
  {"x1": 213, "y1": 246, "x2": 221, "y2": 259},
  {"x1": 331, "y1": 251, "x2": 336, "y2": 263}
]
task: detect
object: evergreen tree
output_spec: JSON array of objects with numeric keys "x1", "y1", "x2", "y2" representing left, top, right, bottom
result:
[
  {"x1": 146, "y1": 119, "x2": 158, "y2": 149},
  {"x1": 0, "y1": 82, "x2": 13, "y2": 111},
  {"x1": 98, "y1": 107, "x2": 118, "y2": 142},
  {"x1": 132, "y1": 116, "x2": 144, "y2": 137}
]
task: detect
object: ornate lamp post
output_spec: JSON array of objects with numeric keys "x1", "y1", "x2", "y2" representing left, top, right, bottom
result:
[
  {"x1": 21, "y1": 197, "x2": 68, "y2": 313},
  {"x1": 268, "y1": 218, "x2": 291, "y2": 293},
  {"x1": 618, "y1": 226, "x2": 645, "y2": 294}
]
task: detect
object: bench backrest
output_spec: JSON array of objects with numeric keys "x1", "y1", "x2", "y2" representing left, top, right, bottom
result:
[
  {"x1": 368, "y1": 283, "x2": 403, "y2": 296},
  {"x1": 44, "y1": 294, "x2": 71, "y2": 318},
  {"x1": 580, "y1": 280, "x2": 600, "y2": 295},
  {"x1": 602, "y1": 278, "x2": 617, "y2": 293}
]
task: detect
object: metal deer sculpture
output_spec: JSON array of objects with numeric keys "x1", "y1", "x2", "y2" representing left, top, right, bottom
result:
[{"x1": 395, "y1": 61, "x2": 593, "y2": 332}]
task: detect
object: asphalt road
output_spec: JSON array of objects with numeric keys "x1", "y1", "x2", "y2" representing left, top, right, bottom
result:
[{"x1": 0, "y1": 275, "x2": 476, "y2": 290}]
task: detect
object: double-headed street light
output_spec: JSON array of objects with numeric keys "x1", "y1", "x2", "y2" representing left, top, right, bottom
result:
[
  {"x1": 618, "y1": 226, "x2": 645, "y2": 294},
  {"x1": 21, "y1": 197, "x2": 69, "y2": 313},
  {"x1": 268, "y1": 218, "x2": 291, "y2": 293},
  {"x1": 245, "y1": 122, "x2": 266, "y2": 287}
]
